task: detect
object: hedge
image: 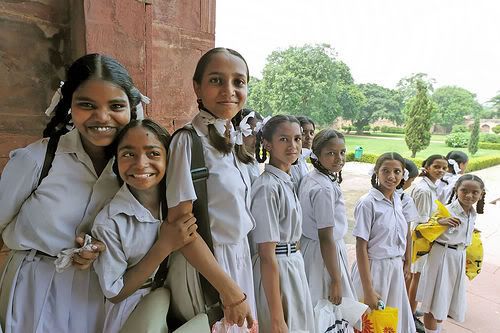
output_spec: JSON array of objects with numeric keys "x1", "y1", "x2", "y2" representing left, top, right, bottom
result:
[
  {"x1": 478, "y1": 142, "x2": 500, "y2": 150},
  {"x1": 380, "y1": 126, "x2": 405, "y2": 134},
  {"x1": 346, "y1": 152, "x2": 500, "y2": 172},
  {"x1": 445, "y1": 132, "x2": 470, "y2": 148}
]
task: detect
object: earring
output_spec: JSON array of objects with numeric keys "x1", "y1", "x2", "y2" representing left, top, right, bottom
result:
[{"x1": 196, "y1": 98, "x2": 203, "y2": 108}]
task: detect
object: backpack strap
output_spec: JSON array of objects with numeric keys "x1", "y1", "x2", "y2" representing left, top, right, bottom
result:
[{"x1": 37, "y1": 135, "x2": 61, "y2": 187}]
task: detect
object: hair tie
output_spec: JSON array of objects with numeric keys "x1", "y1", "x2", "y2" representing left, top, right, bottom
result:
[
  {"x1": 368, "y1": 166, "x2": 375, "y2": 177},
  {"x1": 199, "y1": 111, "x2": 235, "y2": 140},
  {"x1": 45, "y1": 81, "x2": 65, "y2": 117},
  {"x1": 254, "y1": 116, "x2": 271, "y2": 134},
  {"x1": 448, "y1": 159, "x2": 461, "y2": 174},
  {"x1": 310, "y1": 151, "x2": 318, "y2": 160},
  {"x1": 403, "y1": 168, "x2": 410, "y2": 181},
  {"x1": 135, "y1": 92, "x2": 151, "y2": 120},
  {"x1": 231, "y1": 111, "x2": 254, "y2": 145}
]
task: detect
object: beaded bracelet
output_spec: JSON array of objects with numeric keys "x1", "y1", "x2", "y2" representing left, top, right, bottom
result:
[{"x1": 221, "y1": 293, "x2": 247, "y2": 309}]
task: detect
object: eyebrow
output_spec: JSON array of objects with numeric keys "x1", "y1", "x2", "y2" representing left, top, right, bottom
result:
[
  {"x1": 118, "y1": 145, "x2": 163, "y2": 151},
  {"x1": 207, "y1": 71, "x2": 246, "y2": 78},
  {"x1": 74, "y1": 96, "x2": 128, "y2": 104}
]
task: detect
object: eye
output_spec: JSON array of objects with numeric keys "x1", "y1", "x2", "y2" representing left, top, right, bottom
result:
[
  {"x1": 209, "y1": 77, "x2": 222, "y2": 85},
  {"x1": 394, "y1": 169, "x2": 402, "y2": 174},
  {"x1": 279, "y1": 137, "x2": 288, "y2": 142},
  {"x1": 110, "y1": 103, "x2": 127, "y2": 111},
  {"x1": 148, "y1": 150, "x2": 162, "y2": 158},
  {"x1": 234, "y1": 78, "x2": 247, "y2": 87},
  {"x1": 121, "y1": 152, "x2": 133, "y2": 158},
  {"x1": 76, "y1": 102, "x2": 95, "y2": 109}
]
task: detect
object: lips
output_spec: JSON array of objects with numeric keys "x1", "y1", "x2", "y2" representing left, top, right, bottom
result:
[
  {"x1": 129, "y1": 173, "x2": 155, "y2": 179},
  {"x1": 87, "y1": 125, "x2": 116, "y2": 134}
]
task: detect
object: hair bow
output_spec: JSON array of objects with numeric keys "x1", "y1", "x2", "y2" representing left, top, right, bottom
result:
[
  {"x1": 45, "y1": 81, "x2": 65, "y2": 117},
  {"x1": 448, "y1": 159, "x2": 461, "y2": 174},
  {"x1": 135, "y1": 92, "x2": 151, "y2": 120},
  {"x1": 199, "y1": 112, "x2": 234, "y2": 140},
  {"x1": 231, "y1": 111, "x2": 254, "y2": 145},
  {"x1": 254, "y1": 116, "x2": 271, "y2": 134},
  {"x1": 403, "y1": 168, "x2": 410, "y2": 181},
  {"x1": 309, "y1": 151, "x2": 318, "y2": 160}
]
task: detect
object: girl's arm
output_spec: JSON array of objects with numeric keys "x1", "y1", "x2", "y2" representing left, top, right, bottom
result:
[
  {"x1": 356, "y1": 237, "x2": 380, "y2": 310},
  {"x1": 318, "y1": 227, "x2": 342, "y2": 304},
  {"x1": 258, "y1": 242, "x2": 288, "y2": 333},
  {"x1": 403, "y1": 226, "x2": 412, "y2": 282},
  {"x1": 168, "y1": 201, "x2": 253, "y2": 328}
]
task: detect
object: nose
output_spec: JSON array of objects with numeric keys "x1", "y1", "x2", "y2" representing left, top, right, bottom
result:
[
  {"x1": 135, "y1": 154, "x2": 149, "y2": 168},
  {"x1": 92, "y1": 106, "x2": 111, "y2": 123},
  {"x1": 221, "y1": 81, "x2": 235, "y2": 97}
]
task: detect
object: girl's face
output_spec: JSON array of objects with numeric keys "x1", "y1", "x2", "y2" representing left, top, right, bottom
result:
[
  {"x1": 376, "y1": 159, "x2": 404, "y2": 194},
  {"x1": 193, "y1": 52, "x2": 248, "y2": 120},
  {"x1": 71, "y1": 79, "x2": 131, "y2": 151},
  {"x1": 456, "y1": 180, "x2": 483, "y2": 210},
  {"x1": 265, "y1": 122, "x2": 302, "y2": 172},
  {"x1": 425, "y1": 159, "x2": 448, "y2": 183},
  {"x1": 242, "y1": 117, "x2": 258, "y2": 154},
  {"x1": 117, "y1": 126, "x2": 167, "y2": 192},
  {"x1": 459, "y1": 161, "x2": 468, "y2": 174},
  {"x1": 301, "y1": 123, "x2": 315, "y2": 150},
  {"x1": 318, "y1": 138, "x2": 346, "y2": 173},
  {"x1": 403, "y1": 176, "x2": 416, "y2": 190}
]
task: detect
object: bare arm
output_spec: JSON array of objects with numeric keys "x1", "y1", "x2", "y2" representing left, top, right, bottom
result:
[
  {"x1": 258, "y1": 242, "x2": 288, "y2": 333},
  {"x1": 318, "y1": 227, "x2": 342, "y2": 304},
  {"x1": 403, "y1": 225, "x2": 412, "y2": 282},
  {"x1": 168, "y1": 201, "x2": 253, "y2": 327},
  {"x1": 356, "y1": 237, "x2": 380, "y2": 309}
]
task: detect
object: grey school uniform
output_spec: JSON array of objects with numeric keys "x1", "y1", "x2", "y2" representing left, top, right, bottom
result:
[
  {"x1": 351, "y1": 188, "x2": 416, "y2": 333},
  {"x1": 92, "y1": 184, "x2": 162, "y2": 333},
  {"x1": 298, "y1": 169, "x2": 357, "y2": 307},
  {"x1": 410, "y1": 177, "x2": 439, "y2": 273},
  {"x1": 165, "y1": 110, "x2": 256, "y2": 318},
  {"x1": 395, "y1": 188, "x2": 419, "y2": 226},
  {"x1": 250, "y1": 164, "x2": 314, "y2": 333},
  {"x1": 290, "y1": 149, "x2": 310, "y2": 190},
  {"x1": 0, "y1": 129, "x2": 119, "y2": 333},
  {"x1": 437, "y1": 173, "x2": 460, "y2": 204},
  {"x1": 416, "y1": 199, "x2": 476, "y2": 322}
]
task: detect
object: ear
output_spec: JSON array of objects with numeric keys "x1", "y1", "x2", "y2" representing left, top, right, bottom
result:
[
  {"x1": 193, "y1": 80, "x2": 201, "y2": 99},
  {"x1": 263, "y1": 138, "x2": 272, "y2": 152}
]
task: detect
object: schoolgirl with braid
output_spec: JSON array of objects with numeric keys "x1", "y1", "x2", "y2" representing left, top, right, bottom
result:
[
  {"x1": 298, "y1": 129, "x2": 357, "y2": 310},
  {"x1": 437, "y1": 151, "x2": 469, "y2": 204},
  {"x1": 236, "y1": 108, "x2": 263, "y2": 183},
  {"x1": 0, "y1": 54, "x2": 146, "y2": 332},
  {"x1": 417, "y1": 174, "x2": 485, "y2": 333}
]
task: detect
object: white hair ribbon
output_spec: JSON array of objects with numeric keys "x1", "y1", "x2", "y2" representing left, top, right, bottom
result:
[
  {"x1": 199, "y1": 112, "x2": 235, "y2": 141},
  {"x1": 403, "y1": 168, "x2": 410, "y2": 181},
  {"x1": 231, "y1": 111, "x2": 254, "y2": 145},
  {"x1": 310, "y1": 151, "x2": 318, "y2": 160},
  {"x1": 45, "y1": 81, "x2": 64, "y2": 117},
  {"x1": 368, "y1": 166, "x2": 375, "y2": 177},
  {"x1": 448, "y1": 159, "x2": 461, "y2": 174},
  {"x1": 135, "y1": 93, "x2": 150, "y2": 120},
  {"x1": 254, "y1": 116, "x2": 271, "y2": 134}
]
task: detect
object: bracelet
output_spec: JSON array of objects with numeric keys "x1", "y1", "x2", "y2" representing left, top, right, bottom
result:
[{"x1": 221, "y1": 293, "x2": 247, "y2": 309}]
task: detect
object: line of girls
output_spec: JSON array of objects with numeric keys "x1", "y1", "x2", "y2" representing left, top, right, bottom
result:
[{"x1": 0, "y1": 47, "x2": 485, "y2": 333}]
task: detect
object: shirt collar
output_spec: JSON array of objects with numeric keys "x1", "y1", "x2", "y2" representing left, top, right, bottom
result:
[
  {"x1": 448, "y1": 198, "x2": 476, "y2": 219},
  {"x1": 369, "y1": 187, "x2": 397, "y2": 203},
  {"x1": 56, "y1": 128, "x2": 85, "y2": 154},
  {"x1": 422, "y1": 176, "x2": 438, "y2": 190},
  {"x1": 108, "y1": 184, "x2": 160, "y2": 223},
  {"x1": 310, "y1": 169, "x2": 336, "y2": 188},
  {"x1": 265, "y1": 164, "x2": 293, "y2": 182}
]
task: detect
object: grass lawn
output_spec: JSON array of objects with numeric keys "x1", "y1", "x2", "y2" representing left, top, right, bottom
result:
[{"x1": 344, "y1": 134, "x2": 500, "y2": 160}]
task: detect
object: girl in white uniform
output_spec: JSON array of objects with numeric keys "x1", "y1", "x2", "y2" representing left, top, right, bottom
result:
[
  {"x1": 351, "y1": 152, "x2": 416, "y2": 333},
  {"x1": 251, "y1": 115, "x2": 314, "y2": 333},
  {"x1": 165, "y1": 48, "x2": 255, "y2": 328},
  {"x1": 417, "y1": 175, "x2": 485, "y2": 333},
  {"x1": 239, "y1": 108, "x2": 263, "y2": 183},
  {"x1": 437, "y1": 151, "x2": 469, "y2": 204},
  {"x1": 408, "y1": 155, "x2": 448, "y2": 323},
  {"x1": 290, "y1": 116, "x2": 315, "y2": 189},
  {"x1": 0, "y1": 54, "x2": 142, "y2": 333},
  {"x1": 298, "y1": 129, "x2": 357, "y2": 308},
  {"x1": 92, "y1": 119, "x2": 198, "y2": 333}
]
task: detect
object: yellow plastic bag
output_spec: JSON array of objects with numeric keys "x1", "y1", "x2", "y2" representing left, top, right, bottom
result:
[
  {"x1": 354, "y1": 307, "x2": 398, "y2": 333},
  {"x1": 466, "y1": 230, "x2": 483, "y2": 281},
  {"x1": 411, "y1": 200, "x2": 449, "y2": 263}
]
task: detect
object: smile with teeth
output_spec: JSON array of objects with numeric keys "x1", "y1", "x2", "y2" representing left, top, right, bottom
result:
[
  {"x1": 130, "y1": 173, "x2": 155, "y2": 178},
  {"x1": 89, "y1": 126, "x2": 114, "y2": 132}
]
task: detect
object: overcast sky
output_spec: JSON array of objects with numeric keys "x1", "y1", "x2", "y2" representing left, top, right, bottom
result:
[{"x1": 215, "y1": 0, "x2": 500, "y2": 103}]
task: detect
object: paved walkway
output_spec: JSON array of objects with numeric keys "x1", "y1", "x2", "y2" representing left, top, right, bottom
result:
[{"x1": 342, "y1": 162, "x2": 500, "y2": 333}]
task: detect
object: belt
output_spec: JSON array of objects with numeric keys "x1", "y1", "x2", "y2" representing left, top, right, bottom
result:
[
  {"x1": 275, "y1": 243, "x2": 298, "y2": 256},
  {"x1": 435, "y1": 241, "x2": 465, "y2": 251},
  {"x1": 25, "y1": 249, "x2": 57, "y2": 261},
  {"x1": 140, "y1": 278, "x2": 154, "y2": 289}
]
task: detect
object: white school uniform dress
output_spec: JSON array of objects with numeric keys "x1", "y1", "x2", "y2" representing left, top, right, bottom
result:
[
  {"x1": 351, "y1": 188, "x2": 416, "y2": 333},
  {"x1": 395, "y1": 189, "x2": 420, "y2": 227},
  {"x1": 250, "y1": 164, "x2": 314, "y2": 333},
  {"x1": 165, "y1": 110, "x2": 256, "y2": 316},
  {"x1": 246, "y1": 160, "x2": 261, "y2": 184},
  {"x1": 437, "y1": 172, "x2": 460, "y2": 204},
  {"x1": 0, "y1": 129, "x2": 119, "y2": 333},
  {"x1": 416, "y1": 199, "x2": 476, "y2": 322},
  {"x1": 92, "y1": 184, "x2": 162, "y2": 333},
  {"x1": 290, "y1": 149, "x2": 310, "y2": 190},
  {"x1": 298, "y1": 169, "x2": 357, "y2": 307},
  {"x1": 409, "y1": 177, "x2": 439, "y2": 273}
]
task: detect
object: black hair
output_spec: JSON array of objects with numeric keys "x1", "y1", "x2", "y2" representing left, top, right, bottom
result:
[
  {"x1": 111, "y1": 119, "x2": 171, "y2": 214},
  {"x1": 192, "y1": 47, "x2": 252, "y2": 164},
  {"x1": 447, "y1": 174, "x2": 485, "y2": 214},
  {"x1": 420, "y1": 154, "x2": 447, "y2": 178},
  {"x1": 240, "y1": 108, "x2": 263, "y2": 122},
  {"x1": 296, "y1": 116, "x2": 316, "y2": 130},
  {"x1": 371, "y1": 152, "x2": 406, "y2": 190},
  {"x1": 43, "y1": 54, "x2": 140, "y2": 138},
  {"x1": 310, "y1": 129, "x2": 345, "y2": 183},
  {"x1": 255, "y1": 115, "x2": 300, "y2": 163},
  {"x1": 446, "y1": 151, "x2": 469, "y2": 174},
  {"x1": 404, "y1": 159, "x2": 419, "y2": 179}
]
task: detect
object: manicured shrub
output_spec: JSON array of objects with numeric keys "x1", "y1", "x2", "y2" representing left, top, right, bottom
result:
[
  {"x1": 445, "y1": 132, "x2": 470, "y2": 148},
  {"x1": 493, "y1": 125, "x2": 500, "y2": 135},
  {"x1": 479, "y1": 133, "x2": 500, "y2": 143},
  {"x1": 465, "y1": 156, "x2": 500, "y2": 172},
  {"x1": 451, "y1": 124, "x2": 469, "y2": 133},
  {"x1": 381, "y1": 126, "x2": 405, "y2": 134},
  {"x1": 478, "y1": 142, "x2": 500, "y2": 150}
]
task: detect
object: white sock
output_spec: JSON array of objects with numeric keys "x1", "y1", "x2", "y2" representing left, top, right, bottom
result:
[
  {"x1": 425, "y1": 329, "x2": 438, "y2": 333},
  {"x1": 436, "y1": 322, "x2": 442, "y2": 332}
]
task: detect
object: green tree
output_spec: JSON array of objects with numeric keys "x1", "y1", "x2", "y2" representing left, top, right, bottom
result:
[
  {"x1": 396, "y1": 72, "x2": 436, "y2": 103},
  {"x1": 246, "y1": 44, "x2": 363, "y2": 124},
  {"x1": 432, "y1": 86, "x2": 482, "y2": 132},
  {"x1": 405, "y1": 80, "x2": 433, "y2": 157},
  {"x1": 345, "y1": 83, "x2": 401, "y2": 134},
  {"x1": 468, "y1": 116, "x2": 480, "y2": 155},
  {"x1": 486, "y1": 91, "x2": 500, "y2": 118}
]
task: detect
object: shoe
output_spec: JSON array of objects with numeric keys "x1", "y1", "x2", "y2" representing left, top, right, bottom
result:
[
  {"x1": 414, "y1": 315, "x2": 425, "y2": 333},
  {"x1": 415, "y1": 309, "x2": 424, "y2": 317}
]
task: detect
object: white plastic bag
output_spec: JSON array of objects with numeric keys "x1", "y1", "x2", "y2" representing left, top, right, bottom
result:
[
  {"x1": 211, "y1": 319, "x2": 258, "y2": 333},
  {"x1": 314, "y1": 297, "x2": 367, "y2": 333}
]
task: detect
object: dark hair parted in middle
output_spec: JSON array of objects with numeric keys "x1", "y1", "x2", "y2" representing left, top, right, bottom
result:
[
  {"x1": 310, "y1": 129, "x2": 345, "y2": 183},
  {"x1": 255, "y1": 115, "x2": 300, "y2": 163},
  {"x1": 371, "y1": 152, "x2": 406, "y2": 190}
]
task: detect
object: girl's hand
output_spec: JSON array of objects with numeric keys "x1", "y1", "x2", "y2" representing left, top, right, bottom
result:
[
  {"x1": 270, "y1": 318, "x2": 288, "y2": 333},
  {"x1": 72, "y1": 234, "x2": 106, "y2": 270},
  {"x1": 158, "y1": 213, "x2": 197, "y2": 255},
  {"x1": 365, "y1": 289, "x2": 381, "y2": 310},
  {"x1": 222, "y1": 295, "x2": 254, "y2": 328},
  {"x1": 329, "y1": 281, "x2": 342, "y2": 305},
  {"x1": 438, "y1": 217, "x2": 461, "y2": 227},
  {"x1": 403, "y1": 260, "x2": 411, "y2": 283}
]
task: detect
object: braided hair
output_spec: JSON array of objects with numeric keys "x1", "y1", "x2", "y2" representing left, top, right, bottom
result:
[
  {"x1": 310, "y1": 129, "x2": 345, "y2": 183},
  {"x1": 43, "y1": 54, "x2": 140, "y2": 138},
  {"x1": 446, "y1": 151, "x2": 469, "y2": 174},
  {"x1": 447, "y1": 174, "x2": 485, "y2": 214},
  {"x1": 255, "y1": 115, "x2": 300, "y2": 163},
  {"x1": 420, "y1": 154, "x2": 447, "y2": 179}
]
